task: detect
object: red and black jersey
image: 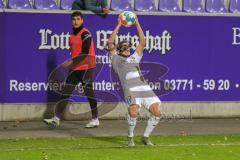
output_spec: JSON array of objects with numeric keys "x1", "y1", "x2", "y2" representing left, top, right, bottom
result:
[{"x1": 69, "y1": 25, "x2": 96, "y2": 71}]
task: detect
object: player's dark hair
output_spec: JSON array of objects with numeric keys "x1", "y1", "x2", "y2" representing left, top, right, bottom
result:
[
  {"x1": 117, "y1": 40, "x2": 132, "y2": 51},
  {"x1": 71, "y1": 11, "x2": 83, "y2": 19}
]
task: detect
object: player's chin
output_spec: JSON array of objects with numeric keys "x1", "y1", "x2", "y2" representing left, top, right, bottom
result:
[{"x1": 73, "y1": 25, "x2": 80, "y2": 28}]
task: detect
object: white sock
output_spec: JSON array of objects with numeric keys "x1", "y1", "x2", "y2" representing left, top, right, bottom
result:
[
  {"x1": 127, "y1": 115, "x2": 137, "y2": 138},
  {"x1": 143, "y1": 115, "x2": 160, "y2": 137}
]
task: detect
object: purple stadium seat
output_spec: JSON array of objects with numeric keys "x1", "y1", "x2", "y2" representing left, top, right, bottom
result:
[
  {"x1": 206, "y1": 0, "x2": 228, "y2": 13},
  {"x1": 0, "y1": 0, "x2": 4, "y2": 8},
  {"x1": 230, "y1": 0, "x2": 240, "y2": 13},
  {"x1": 135, "y1": 0, "x2": 157, "y2": 11},
  {"x1": 111, "y1": 0, "x2": 134, "y2": 11},
  {"x1": 8, "y1": 0, "x2": 33, "y2": 9},
  {"x1": 159, "y1": 0, "x2": 181, "y2": 12},
  {"x1": 183, "y1": 0, "x2": 205, "y2": 12},
  {"x1": 34, "y1": 0, "x2": 59, "y2": 10},
  {"x1": 60, "y1": 0, "x2": 75, "y2": 10}
]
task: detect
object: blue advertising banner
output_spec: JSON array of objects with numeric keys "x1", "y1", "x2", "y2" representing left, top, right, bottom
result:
[
  {"x1": 0, "y1": 11, "x2": 240, "y2": 102},
  {"x1": 0, "y1": 10, "x2": 6, "y2": 103}
]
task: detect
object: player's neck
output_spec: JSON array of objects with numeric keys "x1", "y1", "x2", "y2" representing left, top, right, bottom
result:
[{"x1": 73, "y1": 25, "x2": 84, "y2": 35}]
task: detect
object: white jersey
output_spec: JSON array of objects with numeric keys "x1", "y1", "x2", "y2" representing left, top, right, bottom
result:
[{"x1": 111, "y1": 52, "x2": 160, "y2": 108}]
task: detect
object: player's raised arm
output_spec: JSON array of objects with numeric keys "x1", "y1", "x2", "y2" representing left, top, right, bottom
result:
[
  {"x1": 135, "y1": 16, "x2": 145, "y2": 56},
  {"x1": 107, "y1": 15, "x2": 122, "y2": 56}
]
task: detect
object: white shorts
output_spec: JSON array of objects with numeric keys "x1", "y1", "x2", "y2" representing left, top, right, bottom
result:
[{"x1": 130, "y1": 96, "x2": 161, "y2": 110}]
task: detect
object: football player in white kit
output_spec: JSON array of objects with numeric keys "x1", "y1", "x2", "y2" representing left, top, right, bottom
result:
[{"x1": 107, "y1": 15, "x2": 161, "y2": 146}]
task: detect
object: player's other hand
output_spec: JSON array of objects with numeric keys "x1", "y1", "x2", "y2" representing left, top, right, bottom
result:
[
  {"x1": 62, "y1": 60, "x2": 73, "y2": 68},
  {"x1": 117, "y1": 14, "x2": 122, "y2": 26},
  {"x1": 103, "y1": 8, "x2": 110, "y2": 14},
  {"x1": 135, "y1": 15, "x2": 139, "y2": 26}
]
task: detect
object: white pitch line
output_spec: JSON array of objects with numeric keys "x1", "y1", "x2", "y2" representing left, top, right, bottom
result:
[{"x1": 1, "y1": 143, "x2": 240, "y2": 151}]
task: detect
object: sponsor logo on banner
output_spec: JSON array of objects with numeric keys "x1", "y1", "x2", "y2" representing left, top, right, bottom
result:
[
  {"x1": 232, "y1": 27, "x2": 240, "y2": 45},
  {"x1": 96, "y1": 30, "x2": 172, "y2": 55},
  {"x1": 38, "y1": 29, "x2": 70, "y2": 50},
  {"x1": 38, "y1": 29, "x2": 172, "y2": 54}
]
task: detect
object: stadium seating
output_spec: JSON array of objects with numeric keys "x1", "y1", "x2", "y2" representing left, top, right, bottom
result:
[
  {"x1": 2, "y1": 0, "x2": 239, "y2": 13},
  {"x1": 230, "y1": 0, "x2": 240, "y2": 13},
  {"x1": 60, "y1": 0, "x2": 75, "y2": 10},
  {"x1": 0, "y1": 0, "x2": 4, "y2": 8},
  {"x1": 8, "y1": 0, "x2": 33, "y2": 9},
  {"x1": 111, "y1": 0, "x2": 134, "y2": 11},
  {"x1": 183, "y1": 0, "x2": 205, "y2": 12},
  {"x1": 159, "y1": 0, "x2": 182, "y2": 12},
  {"x1": 34, "y1": 0, "x2": 59, "y2": 10},
  {"x1": 135, "y1": 0, "x2": 157, "y2": 12},
  {"x1": 206, "y1": 0, "x2": 228, "y2": 13}
]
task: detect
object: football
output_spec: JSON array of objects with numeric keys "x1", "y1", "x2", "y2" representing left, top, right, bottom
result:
[{"x1": 120, "y1": 11, "x2": 136, "y2": 27}]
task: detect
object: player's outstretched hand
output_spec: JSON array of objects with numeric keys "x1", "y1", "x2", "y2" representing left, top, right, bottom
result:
[
  {"x1": 135, "y1": 15, "x2": 139, "y2": 26},
  {"x1": 118, "y1": 14, "x2": 122, "y2": 27}
]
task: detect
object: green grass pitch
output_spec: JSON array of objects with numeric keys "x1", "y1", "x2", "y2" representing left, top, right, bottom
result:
[{"x1": 1, "y1": 135, "x2": 240, "y2": 160}]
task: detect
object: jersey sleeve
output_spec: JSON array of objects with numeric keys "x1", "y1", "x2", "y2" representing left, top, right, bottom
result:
[{"x1": 111, "y1": 54, "x2": 122, "y2": 68}]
